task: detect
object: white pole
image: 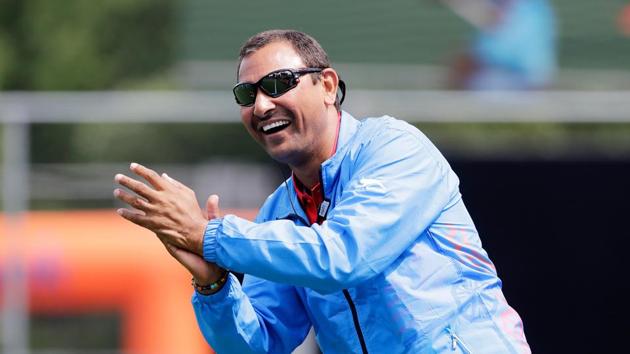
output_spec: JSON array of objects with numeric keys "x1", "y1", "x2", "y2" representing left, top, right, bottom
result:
[{"x1": 2, "y1": 104, "x2": 30, "y2": 354}]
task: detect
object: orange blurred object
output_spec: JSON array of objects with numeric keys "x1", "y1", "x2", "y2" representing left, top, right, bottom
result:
[{"x1": 0, "y1": 209, "x2": 257, "y2": 354}]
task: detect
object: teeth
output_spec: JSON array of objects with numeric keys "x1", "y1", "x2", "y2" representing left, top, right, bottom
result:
[{"x1": 262, "y1": 120, "x2": 290, "y2": 132}]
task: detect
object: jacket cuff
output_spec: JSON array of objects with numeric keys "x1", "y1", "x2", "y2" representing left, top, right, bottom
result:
[{"x1": 203, "y1": 218, "x2": 222, "y2": 262}]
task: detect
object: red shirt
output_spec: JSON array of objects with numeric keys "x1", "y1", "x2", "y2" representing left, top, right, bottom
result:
[
  {"x1": 294, "y1": 178, "x2": 324, "y2": 225},
  {"x1": 293, "y1": 112, "x2": 341, "y2": 225}
]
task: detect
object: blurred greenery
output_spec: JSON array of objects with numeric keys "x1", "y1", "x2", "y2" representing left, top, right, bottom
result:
[
  {"x1": 554, "y1": 0, "x2": 630, "y2": 69},
  {"x1": 179, "y1": 0, "x2": 630, "y2": 69},
  {"x1": 3, "y1": 0, "x2": 630, "y2": 87},
  {"x1": 0, "y1": 0, "x2": 629, "y2": 167},
  {"x1": 0, "y1": 0, "x2": 181, "y2": 167},
  {"x1": 178, "y1": 0, "x2": 469, "y2": 65},
  {"x1": 0, "y1": 0, "x2": 176, "y2": 90}
]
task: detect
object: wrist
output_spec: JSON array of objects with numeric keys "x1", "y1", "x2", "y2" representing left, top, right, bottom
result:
[
  {"x1": 193, "y1": 262, "x2": 226, "y2": 285},
  {"x1": 193, "y1": 218, "x2": 208, "y2": 256},
  {"x1": 192, "y1": 269, "x2": 229, "y2": 295}
]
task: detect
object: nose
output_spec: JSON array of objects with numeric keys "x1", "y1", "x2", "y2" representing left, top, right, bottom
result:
[{"x1": 252, "y1": 88, "x2": 275, "y2": 118}]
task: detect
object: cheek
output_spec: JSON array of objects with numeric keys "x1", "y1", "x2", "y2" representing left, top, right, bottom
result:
[
  {"x1": 240, "y1": 111, "x2": 257, "y2": 136},
  {"x1": 240, "y1": 111, "x2": 249, "y2": 126}
]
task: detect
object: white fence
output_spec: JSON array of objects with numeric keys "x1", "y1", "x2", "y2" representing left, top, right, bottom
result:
[{"x1": 2, "y1": 90, "x2": 630, "y2": 124}]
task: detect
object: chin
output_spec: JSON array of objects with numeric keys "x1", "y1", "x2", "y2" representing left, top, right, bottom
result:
[
  {"x1": 267, "y1": 150, "x2": 292, "y2": 164},
  {"x1": 265, "y1": 145, "x2": 299, "y2": 165}
]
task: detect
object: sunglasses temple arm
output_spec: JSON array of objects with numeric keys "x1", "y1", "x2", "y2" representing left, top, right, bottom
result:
[{"x1": 338, "y1": 80, "x2": 347, "y2": 105}]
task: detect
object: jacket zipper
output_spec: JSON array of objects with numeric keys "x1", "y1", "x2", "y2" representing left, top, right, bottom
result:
[
  {"x1": 446, "y1": 327, "x2": 472, "y2": 354},
  {"x1": 318, "y1": 169, "x2": 368, "y2": 354},
  {"x1": 287, "y1": 169, "x2": 369, "y2": 353},
  {"x1": 342, "y1": 289, "x2": 369, "y2": 354}
]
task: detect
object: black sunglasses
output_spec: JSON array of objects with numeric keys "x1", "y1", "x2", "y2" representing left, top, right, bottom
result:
[{"x1": 233, "y1": 68, "x2": 346, "y2": 107}]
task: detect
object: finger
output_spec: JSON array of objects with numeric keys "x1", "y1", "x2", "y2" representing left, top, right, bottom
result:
[
  {"x1": 114, "y1": 173, "x2": 158, "y2": 200},
  {"x1": 162, "y1": 173, "x2": 187, "y2": 189},
  {"x1": 113, "y1": 188, "x2": 155, "y2": 212},
  {"x1": 130, "y1": 162, "x2": 167, "y2": 190},
  {"x1": 161, "y1": 239, "x2": 178, "y2": 257},
  {"x1": 155, "y1": 234, "x2": 179, "y2": 257},
  {"x1": 116, "y1": 208, "x2": 151, "y2": 228},
  {"x1": 206, "y1": 194, "x2": 221, "y2": 220}
]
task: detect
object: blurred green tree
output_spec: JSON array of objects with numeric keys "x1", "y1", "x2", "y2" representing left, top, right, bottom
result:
[
  {"x1": 0, "y1": 0, "x2": 189, "y2": 167},
  {"x1": 0, "y1": 0, "x2": 175, "y2": 90}
]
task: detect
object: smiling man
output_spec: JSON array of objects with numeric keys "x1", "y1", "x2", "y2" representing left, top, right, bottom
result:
[{"x1": 114, "y1": 30, "x2": 530, "y2": 353}]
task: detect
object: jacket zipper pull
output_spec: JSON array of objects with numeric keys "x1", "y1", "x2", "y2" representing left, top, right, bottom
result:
[{"x1": 448, "y1": 329, "x2": 472, "y2": 353}]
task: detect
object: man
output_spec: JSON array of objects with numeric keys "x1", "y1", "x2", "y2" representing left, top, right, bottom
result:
[{"x1": 114, "y1": 29, "x2": 530, "y2": 353}]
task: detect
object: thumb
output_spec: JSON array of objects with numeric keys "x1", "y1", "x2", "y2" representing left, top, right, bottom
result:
[{"x1": 206, "y1": 194, "x2": 221, "y2": 220}]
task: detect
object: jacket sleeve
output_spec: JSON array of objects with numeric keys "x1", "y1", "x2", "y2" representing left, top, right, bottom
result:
[
  {"x1": 192, "y1": 273, "x2": 311, "y2": 354},
  {"x1": 204, "y1": 126, "x2": 460, "y2": 294}
]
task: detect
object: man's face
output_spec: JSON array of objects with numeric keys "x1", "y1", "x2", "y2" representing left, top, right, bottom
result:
[{"x1": 237, "y1": 41, "x2": 332, "y2": 167}]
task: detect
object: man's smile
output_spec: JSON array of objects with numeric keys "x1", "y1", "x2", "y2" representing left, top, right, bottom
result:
[{"x1": 258, "y1": 119, "x2": 292, "y2": 135}]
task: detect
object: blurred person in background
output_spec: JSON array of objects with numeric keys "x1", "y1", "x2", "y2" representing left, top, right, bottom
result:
[
  {"x1": 439, "y1": 0, "x2": 557, "y2": 90},
  {"x1": 114, "y1": 29, "x2": 530, "y2": 353}
]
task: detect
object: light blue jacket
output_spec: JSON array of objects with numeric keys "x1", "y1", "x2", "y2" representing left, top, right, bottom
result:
[{"x1": 193, "y1": 112, "x2": 530, "y2": 353}]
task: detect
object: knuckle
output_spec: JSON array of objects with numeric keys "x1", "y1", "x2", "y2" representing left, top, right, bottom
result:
[
  {"x1": 143, "y1": 200, "x2": 156, "y2": 211},
  {"x1": 136, "y1": 184, "x2": 151, "y2": 196},
  {"x1": 133, "y1": 198, "x2": 145, "y2": 209}
]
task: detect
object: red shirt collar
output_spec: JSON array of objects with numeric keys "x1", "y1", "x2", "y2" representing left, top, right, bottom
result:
[{"x1": 292, "y1": 111, "x2": 342, "y2": 224}]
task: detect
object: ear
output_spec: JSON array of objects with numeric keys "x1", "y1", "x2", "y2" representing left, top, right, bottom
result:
[{"x1": 320, "y1": 68, "x2": 339, "y2": 106}]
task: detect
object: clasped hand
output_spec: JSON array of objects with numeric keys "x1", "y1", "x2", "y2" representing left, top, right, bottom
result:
[{"x1": 114, "y1": 162, "x2": 224, "y2": 284}]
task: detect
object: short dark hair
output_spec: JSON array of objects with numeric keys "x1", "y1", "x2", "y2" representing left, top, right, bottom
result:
[
  {"x1": 237, "y1": 29, "x2": 331, "y2": 78},
  {"x1": 236, "y1": 29, "x2": 344, "y2": 110}
]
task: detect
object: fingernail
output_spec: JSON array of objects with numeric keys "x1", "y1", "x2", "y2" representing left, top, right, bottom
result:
[
  {"x1": 130, "y1": 162, "x2": 138, "y2": 169},
  {"x1": 116, "y1": 209, "x2": 124, "y2": 215},
  {"x1": 113, "y1": 189, "x2": 120, "y2": 197},
  {"x1": 114, "y1": 174, "x2": 123, "y2": 182}
]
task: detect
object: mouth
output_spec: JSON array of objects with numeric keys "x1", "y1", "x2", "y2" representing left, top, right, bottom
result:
[{"x1": 259, "y1": 120, "x2": 291, "y2": 135}]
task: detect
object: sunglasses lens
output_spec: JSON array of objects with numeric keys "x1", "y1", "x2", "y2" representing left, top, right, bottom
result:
[
  {"x1": 260, "y1": 71, "x2": 295, "y2": 97},
  {"x1": 233, "y1": 69, "x2": 308, "y2": 106},
  {"x1": 233, "y1": 83, "x2": 256, "y2": 106}
]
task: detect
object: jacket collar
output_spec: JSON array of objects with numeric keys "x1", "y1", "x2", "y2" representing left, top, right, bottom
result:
[
  {"x1": 320, "y1": 111, "x2": 359, "y2": 196},
  {"x1": 335, "y1": 110, "x2": 360, "y2": 154},
  {"x1": 277, "y1": 111, "x2": 360, "y2": 223}
]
